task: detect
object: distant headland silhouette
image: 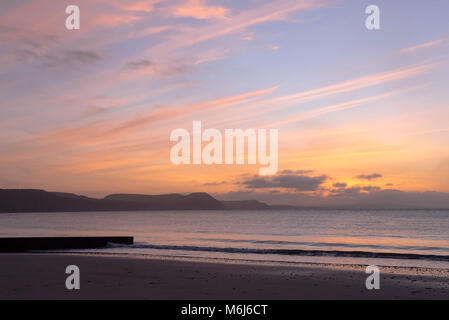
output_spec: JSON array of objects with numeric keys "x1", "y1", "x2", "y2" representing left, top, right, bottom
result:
[{"x1": 0, "y1": 189, "x2": 273, "y2": 213}]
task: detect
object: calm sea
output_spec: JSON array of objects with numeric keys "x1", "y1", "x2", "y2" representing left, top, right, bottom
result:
[{"x1": 1, "y1": 209, "x2": 449, "y2": 269}]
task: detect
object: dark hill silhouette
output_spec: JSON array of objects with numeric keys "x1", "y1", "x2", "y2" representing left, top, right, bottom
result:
[
  {"x1": 0, "y1": 189, "x2": 270, "y2": 213},
  {"x1": 221, "y1": 200, "x2": 270, "y2": 210},
  {"x1": 0, "y1": 189, "x2": 144, "y2": 212},
  {"x1": 105, "y1": 192, "x2": 224, "y2": 210}
]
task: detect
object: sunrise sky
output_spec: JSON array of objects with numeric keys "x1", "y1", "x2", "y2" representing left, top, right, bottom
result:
[{"x1": 1, "y1": 0, "x2": 448, "y2": 206}]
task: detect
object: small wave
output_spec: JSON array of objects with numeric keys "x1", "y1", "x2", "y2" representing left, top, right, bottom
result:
[
  {"x1": 106, "y1": 243, "x2": 449, "y2": 262},
  {"x1": 189, "y1": 237, "x2": 449, "y2": 252}
]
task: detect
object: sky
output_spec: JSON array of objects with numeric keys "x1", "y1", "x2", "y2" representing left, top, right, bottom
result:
[{"x1": 0, "y1": 0, "x2": 449, "y2": 207}]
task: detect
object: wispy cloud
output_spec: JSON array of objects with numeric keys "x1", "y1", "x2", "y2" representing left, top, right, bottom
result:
[
  {"x1": 398, "y1": 39, "x2": 447, "y2": 54},
  {"x1": 194, "y1": 48, "x2": 229, "y2": 65},
  {"x1": 356, "y1": 173, "x2": 383, "y2": 181},
  {"x1": 268, "y1": 91, "x2": 397, "y2": 127},
  {"x1": 173, "y1": 0, "x2": 230, "y2": 20},
  {"x1": 48, "y1": 50, "x2": 102, "y2": 65},
  {"x1": 267, "y1": 63, "x2": 435, "y2": 106},
  {"x1": 124, "y1": 59, "x2": 154, "y2": 70},
  {"x1": 139, "y1": 0, "x2": 332, "y2": 56},
  {"x1": 38, "y1": 86, "x2": 280, "y2": 144},
  {"x1": 103, "y1": 0, "x2": 161, "y2": 13}
]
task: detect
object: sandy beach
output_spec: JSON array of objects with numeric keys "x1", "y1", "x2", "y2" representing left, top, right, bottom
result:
[{"x1": 0, "y1": 253, "x2": 448, "y2": 300}]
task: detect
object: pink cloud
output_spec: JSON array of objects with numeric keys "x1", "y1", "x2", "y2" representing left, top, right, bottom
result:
[
  {"x1": 173, "y1": 0, "x2": 230, "y2": 20},
  {"x1": 398, "y1": 39, "x2": 447, "y2": 54}
]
